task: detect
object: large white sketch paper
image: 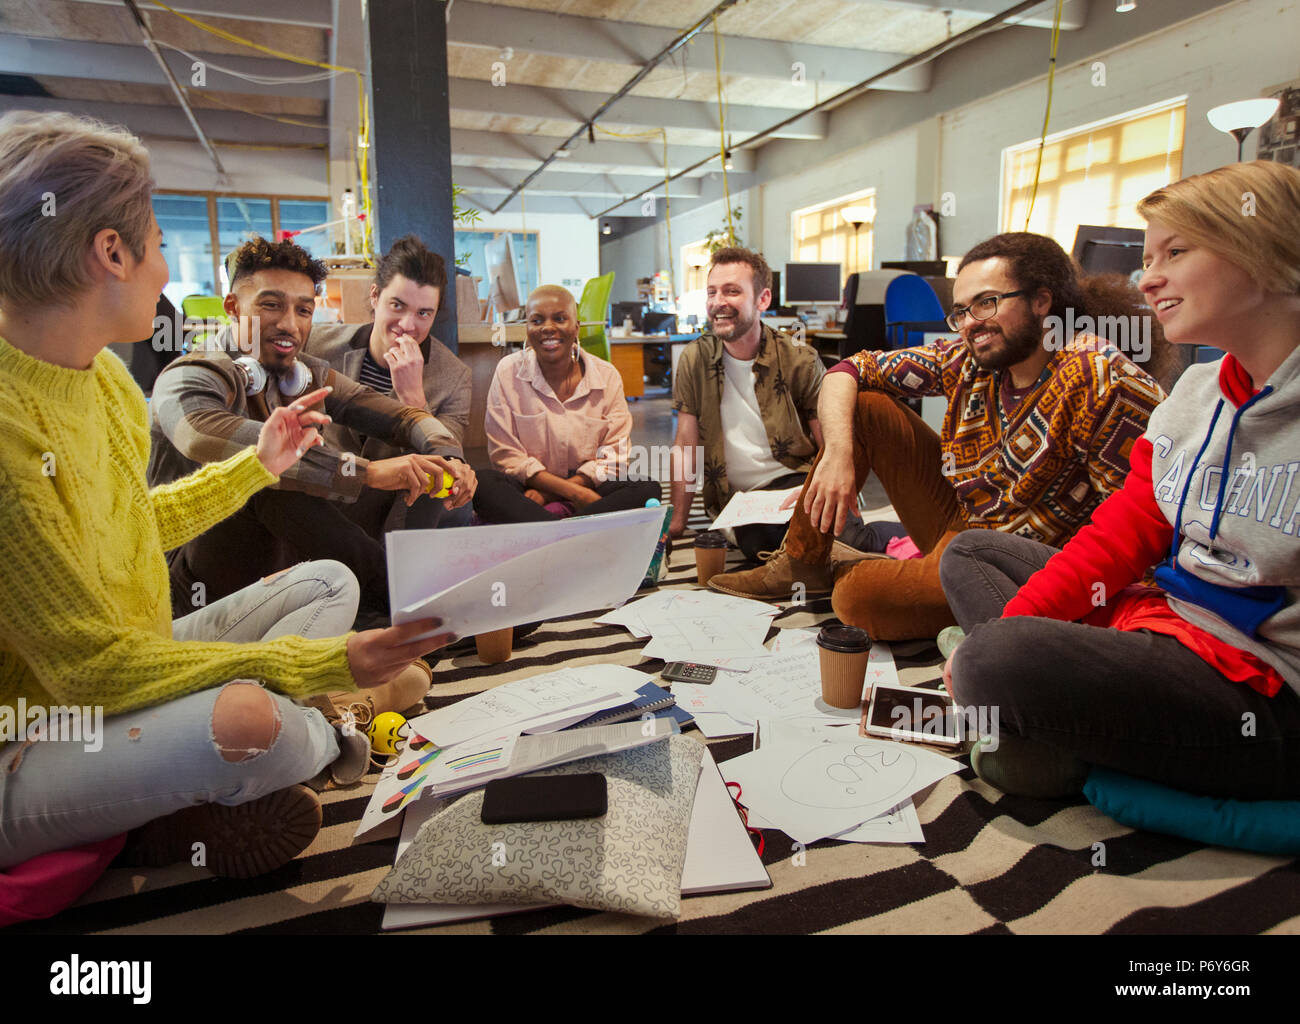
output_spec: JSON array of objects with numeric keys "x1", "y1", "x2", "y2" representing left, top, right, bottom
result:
[
  {"x1": 387, "y1": 507, "x2": 664, "y2": 641},
  {"x1": 720, "y1": 734, "x2": 960, "y2": 844}
]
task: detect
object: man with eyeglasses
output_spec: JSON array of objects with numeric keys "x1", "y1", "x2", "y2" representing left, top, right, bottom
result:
[{"x1": 709, "y1": 231, "x2": 1165, "y2": 642}]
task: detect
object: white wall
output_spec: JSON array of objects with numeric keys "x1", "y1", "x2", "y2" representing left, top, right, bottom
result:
[
  {"x1": 600, "y1": 186, "x2": 757, "y2": 303},
  {"x1": 468, "y1": 208, "x2": 601, "y2": 300},
  {"x1": 602, "y1": 0, "x2": 1299, "y2": 284},
  {"x1": 145, "y1": 139, "x2": 329, "y2": 197},
  {"x1": 758, "y1": 125, "x2": 924, "y2": 273},
  {"x1": 937, "y1": 0, "x2": 1300, "y2": 257}
]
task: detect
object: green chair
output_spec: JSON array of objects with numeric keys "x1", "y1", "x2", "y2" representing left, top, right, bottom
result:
[
  {"x1": 181, "y1": 294, "x2": 230, "y2": 351},
  {"x1": 577, "y1": 271, "x2": 614, "y2": 362}
]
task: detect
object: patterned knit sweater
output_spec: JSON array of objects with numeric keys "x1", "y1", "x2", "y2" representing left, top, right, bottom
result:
[
  {"x1": 841, "y1": 336, "x2": 1165, "y2": 546},
  {"x1": 0, "y1": 337, "x2": 355, "y2": 719}
]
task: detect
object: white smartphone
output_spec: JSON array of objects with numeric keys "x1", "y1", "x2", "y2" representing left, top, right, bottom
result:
[{"x1": 864, "y1": 683, "x2": 964, "y2": 747}]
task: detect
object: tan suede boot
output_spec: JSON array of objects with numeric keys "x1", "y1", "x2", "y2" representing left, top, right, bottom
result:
[
  {"x1": 706, "y1": 543, "x2": 834, "y2": 601},
  {"x1": 305, "y1": 659, "x2": 434, "y2": 729}
]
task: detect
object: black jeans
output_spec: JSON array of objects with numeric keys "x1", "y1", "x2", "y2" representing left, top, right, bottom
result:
[
  {"x1": 472, "y1": 467, "x2": 660, "y2": 524},
  {"x1": 938, "y1": 530, "x2": 1300, "y2": 799},
  {"x1": 168, "y1": 487, "x2": 456, "y2": 617},
  {"x1": 732, "y1": 472, "x2": 807, "y2": 562}
]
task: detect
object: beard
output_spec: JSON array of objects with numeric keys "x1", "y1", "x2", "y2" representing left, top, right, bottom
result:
[
  {"x1": 709, "y1": 306, "x2": 756, "y2": 341},
  {"x1": 966, "y1": 320, "x2": 1042, "y2": 371}
]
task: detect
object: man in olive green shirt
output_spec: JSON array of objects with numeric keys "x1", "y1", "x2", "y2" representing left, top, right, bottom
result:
[{"x1": 669, "y1": 247, "x2": 825, "y2": 559}]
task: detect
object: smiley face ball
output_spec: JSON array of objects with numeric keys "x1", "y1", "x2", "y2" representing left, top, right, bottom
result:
[{"x1": 367, "y1": 711, "x2": 409, "y2": 755}]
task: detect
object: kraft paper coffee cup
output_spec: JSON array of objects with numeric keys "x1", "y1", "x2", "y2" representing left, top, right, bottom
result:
[
  {"x1": 816, "y1": 624, "x2": 872, "y2": 709},
  {"x1": 475, "y1": 627, "x2": 514, "y2": 665},
  {"x1": 694, "y1": 530, "x2": 728, "y2": 586}
]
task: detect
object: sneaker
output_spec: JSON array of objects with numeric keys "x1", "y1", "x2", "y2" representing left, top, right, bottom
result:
[
  {"x1": 969, "y1": 735, "x2": 1088, "y2": 799},
  {"x1": 119, "y1": 784, "x2": 322, "y2": 878},
  {"x1": 936, "y1": 625, "x2": 967, "y2": 660},
  {"x1": 707, "y1": 543, "x2": 833, "y2": 601},
  {"x1": 306, "y1": 724, "x2": 372, "y2": 791}
]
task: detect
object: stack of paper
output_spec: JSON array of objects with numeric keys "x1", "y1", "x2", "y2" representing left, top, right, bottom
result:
[
  {"x1": 596, "y1": 590, "x2": 779, "y2": 668},
  {"x1": 354, "y1": 665, "x2": 652, "y2": 837},
  {"x1": 720, "y1": 718, "x2": 960, "y2": 845}
]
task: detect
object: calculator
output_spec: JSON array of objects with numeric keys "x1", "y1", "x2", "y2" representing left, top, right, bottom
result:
[{"x1": 661, "y1": 662, "x2": 717, "y2": 684}]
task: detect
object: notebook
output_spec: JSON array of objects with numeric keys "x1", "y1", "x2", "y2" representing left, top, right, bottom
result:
[{"x1": 564, "y1": 681, "x2": 692, "y2": 730}]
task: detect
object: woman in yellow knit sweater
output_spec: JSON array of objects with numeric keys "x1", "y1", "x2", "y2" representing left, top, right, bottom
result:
[{"x1": 0, "y1": 112, "x2": 454, "y2": 878}]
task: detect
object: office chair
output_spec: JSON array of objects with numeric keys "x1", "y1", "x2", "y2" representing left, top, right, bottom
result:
[
  {"x1": 577, "y1": 272, "x2": 615, "y2": 362},
  {"x1": 883, "y1": 275, "x2": 948, "y2": 350}
]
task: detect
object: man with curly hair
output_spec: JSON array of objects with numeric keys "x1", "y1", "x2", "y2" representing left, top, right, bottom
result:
[{"x1": 149, "y1": 237, "x2": 476, "y2": 625}]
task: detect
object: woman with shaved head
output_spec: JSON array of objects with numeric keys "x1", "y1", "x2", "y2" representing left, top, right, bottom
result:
[{"x1": 474, "y1": 284, "x2": 660, "y2": 522}]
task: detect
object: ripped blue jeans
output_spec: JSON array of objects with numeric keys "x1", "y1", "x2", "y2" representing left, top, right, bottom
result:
[{"x1": 0, "y1": 560, "x2": 357, "y2": 869}]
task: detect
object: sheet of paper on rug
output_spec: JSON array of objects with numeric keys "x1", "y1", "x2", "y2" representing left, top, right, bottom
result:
[
  {"x1": 831, "y1": 800, "x2": 925, "y2": 843},
  {"x1": 744, "y1": 799, "x2": 922, "y2": 843},
  {"x1": 706, "y1": 643, "x2": 877, "y2": 727},
  {"x1": 380, "y1": 747, "x2": 769, "y2": 930},
  {"x1": 640, "y1": 612, "x2": 773, "y2": 666},
  {"x1": 690, "y1": 712, "x2": 757, "y2": 738},
  {"x1": 720, "y1": 732, "x2": 961, "y2": 844},
  {"x1": 709, "y1": 486, "x2": 802, "y2": 531},
  {"x1": 598, "y1": 592, "x2": 778, "y2": 659},
  {"x1": 354, "y1": 732, "x2": 445, "y2": 837},
  {"x1": 389, "y1": 507, "x2": 664, "y2": 641},
  {"x1": 407, "y1": 664, "x2": 646, "y2": 748}
]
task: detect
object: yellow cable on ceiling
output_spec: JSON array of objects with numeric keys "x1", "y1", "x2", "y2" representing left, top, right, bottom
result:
[{"x1": 1023, "y1": 0, "x2": 1064, "y2": 231}]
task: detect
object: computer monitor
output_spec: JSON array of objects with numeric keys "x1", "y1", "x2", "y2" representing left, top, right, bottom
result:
[
  {"x1": 610, "y1": 301, "x2": 645, "y2": 330},
  {"x1": 641, "y1": 311, "x2": 677, "y2": 335},
  {"x1": 784, "y1": 262, "x2": 842, "y2": 304},
  {"x1": 484, "y1": 233, "x2": 521, "y2": 316},
  {"x1": 769, "y1": 270, "x2": 781, "y2": 304},
  {"x1": 1072, "y1": 225, "x2": 1145, "y2": 276},
  {"x1": 881, "y1": 260, "x2": 948, "y2": 278}
]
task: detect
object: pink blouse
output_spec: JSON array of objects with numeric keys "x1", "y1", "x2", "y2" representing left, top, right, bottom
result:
[{"x1": 485, "y1": 348, "x2": 634, "y2": 484}]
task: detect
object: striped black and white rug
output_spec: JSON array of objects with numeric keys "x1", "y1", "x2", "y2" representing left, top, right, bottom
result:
[{"x1": 12, "y1": 493, "x2": 1300, "y2": 935}]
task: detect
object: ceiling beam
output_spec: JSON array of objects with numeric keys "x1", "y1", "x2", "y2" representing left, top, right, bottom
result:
[
  {"x1": 0, "y1": 94, "x2": 326, "y2": 146},
  {"x1": 453, "y1": 166, "x2": 710, "y2": 199},
  {"x1": 860, "y1": 0, "x2": 1087, "y2": 29},
  {"x1": 449, "y1": 77, "x2": 828, "y2": 140},
  {"x1": 57, "y1": 0, "x2": 334, "y2": 29},
  {"x1": 448, "y1": 127, "x2": 754, "y2": 175},
  {"x1": 447, "y1": 0, "x2": 919, "y2": 87},
  {"x1": 0, "y1": 32, "x2": 330, "y2": 100}
]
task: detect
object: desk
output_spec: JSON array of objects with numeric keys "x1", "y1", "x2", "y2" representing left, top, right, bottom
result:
[{"x1": 609, "y1": 332, "x2": 698, "y2": 398}]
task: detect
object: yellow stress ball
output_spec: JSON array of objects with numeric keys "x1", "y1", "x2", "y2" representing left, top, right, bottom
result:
[
  {"x1": 424, "y1": 470, "x2": 454, "y2": 498},
  {"x1": 367, "y1": 711, "x2": 408, "y2": 756}
]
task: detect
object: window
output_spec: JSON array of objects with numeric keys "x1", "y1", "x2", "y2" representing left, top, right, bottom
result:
[
  {"x1": 680, "y1": 239, "x2": 712, "y2": 294},
  {"x1": 152, "y1": 191, "x2": 330, "y2": 310},
  {"x1": 1002, "y1": 98, "x2": 1186, "y2": 251},
  {"x1": 791, "y1": 189, "x2": 876, "y2": 281}
]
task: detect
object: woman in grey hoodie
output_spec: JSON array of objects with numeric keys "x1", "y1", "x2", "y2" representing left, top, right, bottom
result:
[{"x1": 938, "y1": 160, "x2": 1300, "y2": 800}]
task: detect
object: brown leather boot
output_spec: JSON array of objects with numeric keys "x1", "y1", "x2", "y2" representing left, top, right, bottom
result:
[
  {"x1": 119, "y1": 785, "x2": 322, "y2": 878},
  {"x1": 706, "y1": 543, "x2": 834, "y2": 601}
]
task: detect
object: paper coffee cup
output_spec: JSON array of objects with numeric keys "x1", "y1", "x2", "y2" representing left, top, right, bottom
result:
[
  {"x1": 816, "y1": 625, "x2": 872, "y2": 709},
  {"x1": 475, "y1": 627, "x2": 514, "y2": 665},
  {"x1": 694, "y1": 530, "x2": 728, "y2": 586}
]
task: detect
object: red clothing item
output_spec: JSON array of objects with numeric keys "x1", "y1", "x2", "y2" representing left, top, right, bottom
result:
[{"x1": 1004, "y1": 357, "x2": 1285, "y2": 697}]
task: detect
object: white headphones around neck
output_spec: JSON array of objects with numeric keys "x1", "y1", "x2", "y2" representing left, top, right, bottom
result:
[{"x1": 233, "y1": 356, "x2": 312, "y2": 398}]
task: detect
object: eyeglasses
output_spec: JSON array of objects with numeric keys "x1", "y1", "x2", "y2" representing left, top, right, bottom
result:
[{"x1": 946, "y1": 289, "x2": 1030, "y2": 332}]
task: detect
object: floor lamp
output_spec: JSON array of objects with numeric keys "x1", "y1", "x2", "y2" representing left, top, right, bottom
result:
[{"x1": 1207, "y1": 99, "x2": 1281, "y2": 162}]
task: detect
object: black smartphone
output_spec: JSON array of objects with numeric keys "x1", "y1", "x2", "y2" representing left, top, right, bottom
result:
[
  {"x1": 480, "y1": 772, "x2": 608, "y2": 825},
  {"x1": 661, "y1": 661, "x2": 718, "y2": 684}
]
